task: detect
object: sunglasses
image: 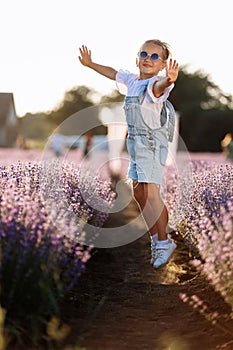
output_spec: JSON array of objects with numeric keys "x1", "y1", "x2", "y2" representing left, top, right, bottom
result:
[{"x1": 138, "y1": 51, "x2": 163, "y2": 62}]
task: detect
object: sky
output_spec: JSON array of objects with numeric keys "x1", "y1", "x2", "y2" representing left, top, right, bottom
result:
[{"x1": 1, "y1": 0, "x2": 232, "y2": 117}]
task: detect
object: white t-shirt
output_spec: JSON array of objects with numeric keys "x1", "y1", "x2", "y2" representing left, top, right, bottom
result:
[{"x1": 116, "y1": 69, "x2": 174, "y2": 129}]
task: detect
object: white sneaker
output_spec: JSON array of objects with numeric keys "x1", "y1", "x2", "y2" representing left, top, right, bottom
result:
[
  {"x1": 150, "y1": 234, "x2": 171, "y2": 265},
  {"x1": 153, "y1": 239, "x2": 177, "y2": 269}
]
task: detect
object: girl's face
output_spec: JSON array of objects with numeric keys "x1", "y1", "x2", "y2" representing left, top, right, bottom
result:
[{"x1": 137, "y1": 43, "x2": 166, "y2": 79}]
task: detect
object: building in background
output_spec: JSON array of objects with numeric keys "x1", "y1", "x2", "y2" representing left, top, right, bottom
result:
[{"x1": 0, "y1": 93, "x2": 19, "y2": 147}]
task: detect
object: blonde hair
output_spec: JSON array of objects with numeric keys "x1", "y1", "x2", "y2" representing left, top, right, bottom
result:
[{"x1": 141, "y1": 39, "x2": 171, "y2": 60}]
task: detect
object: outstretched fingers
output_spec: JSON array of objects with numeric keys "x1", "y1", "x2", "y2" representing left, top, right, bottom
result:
[
  {"x1": 168, "y1": 58, "x2": 179, "y2": 70},
  {"x1": 165, "y1": 58, "x2": 179, "y2": 83},
  {"x1": 78, "y1": 44, "x2": 92, "y2": 65},
  {"x1": 79, "y1": 45, "x2": 90, "y2": 55}
]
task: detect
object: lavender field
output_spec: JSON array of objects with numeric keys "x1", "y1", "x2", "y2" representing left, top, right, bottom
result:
[
  {"x1": 0, "y1": 148, "x2": 115, "y2": 349},
  {"x1": 0, "y1": 148, "x2": 232, "y2": 349},
  {"x1": 164, "y1": 154, "x2": 233, "y2": 328}
]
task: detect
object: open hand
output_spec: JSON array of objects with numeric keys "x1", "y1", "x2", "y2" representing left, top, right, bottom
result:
[
  {"x1": 165, "y1": 58, "x2": 179, "y2": 83},
  {"x1": 78, "y1": 45, "x2": 92, "y2": 67}
]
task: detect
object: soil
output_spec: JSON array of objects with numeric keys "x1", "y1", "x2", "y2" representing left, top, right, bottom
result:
[{"x1": 61, "y1": 181, "x2": 233, "y2": 350}]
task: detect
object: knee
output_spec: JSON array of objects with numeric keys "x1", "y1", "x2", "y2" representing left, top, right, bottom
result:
[{"x1": 146, "y1": 185, "x2": 162, "y2": 204}]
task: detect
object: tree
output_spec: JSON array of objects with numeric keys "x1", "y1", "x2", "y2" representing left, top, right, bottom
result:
[
  {"x1": 169, "y1": 65, "x2": 233, "y2": 111},
  {"x1": 47, "y1": 86, "x2": 95, "y2": 125},
  {"x1": 100, "y1": 89, "x2": 124, "y2": 104},
  {"x1": 18, "y1": 113, "x2": 54, "y2": 140},
  {"x1": 168, "y1": 65, "x2": 233, "y2": 151},
  {"x1": 46, "y1": 86, "x2": 106, "y2": 136}
]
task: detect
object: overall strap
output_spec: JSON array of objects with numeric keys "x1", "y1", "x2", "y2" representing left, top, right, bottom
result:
[
  {"x1": 161, "y1": 100, "x2": 175, "y2": 142},
  {"x1": 139, "y1": 81, "x2": 149, "y2": 104}
]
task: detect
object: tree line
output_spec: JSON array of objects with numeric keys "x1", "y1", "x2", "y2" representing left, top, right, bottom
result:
[{"x1": 19, "y1": 65, "x2": 233, "y2": 152}]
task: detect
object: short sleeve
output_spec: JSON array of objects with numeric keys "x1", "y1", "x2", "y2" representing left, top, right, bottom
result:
[
  {"x1": 147, "y1": 76, "x2": 174, "y2": 103},
  {"x1": 116, "y1": 69, "x2": 130, "y2": 84},
  {"x1": 115, "y1": 70, "x2": 132, "y2": 95}
]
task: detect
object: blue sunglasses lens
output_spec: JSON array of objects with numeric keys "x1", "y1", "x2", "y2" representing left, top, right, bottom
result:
[
  {"x1": 139, "y1": 51, "x2": 148, "y2": 59},
  {"x1": 150, "y1": 53, "x2": 159, "y2": 61},
  {"x1": 139, "y1": 51, "x2": 159, "y2": 61}
]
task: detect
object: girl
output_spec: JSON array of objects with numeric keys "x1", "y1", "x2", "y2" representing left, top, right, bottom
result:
[{"x1": 78, "y1": 39, "x2": 179, "y2": 268}]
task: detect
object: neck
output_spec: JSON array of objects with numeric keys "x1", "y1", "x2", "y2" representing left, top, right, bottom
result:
[{"x1": 139, "y1": 72, "x2": 156, "y2": 80}]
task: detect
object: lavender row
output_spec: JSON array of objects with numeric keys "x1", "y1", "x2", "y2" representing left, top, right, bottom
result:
[
  {"x1": 164, "y1": 160, "x2": 233, "y2": 312},
  {"x1": 0, "y1": 160, "x2": 114, "y2": 344}
]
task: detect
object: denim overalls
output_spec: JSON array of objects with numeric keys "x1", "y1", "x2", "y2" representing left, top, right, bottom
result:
[{"x1": 123, "y1": 88, "x2": 175, "y2": 184}]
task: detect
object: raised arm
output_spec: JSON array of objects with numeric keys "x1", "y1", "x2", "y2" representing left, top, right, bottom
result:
[
  {"x1": 153, "y1": 58, "x2": 179, "y2": 97},
  {"x1": 78, "y1": 45, "x2": 117, "y2": 81}
]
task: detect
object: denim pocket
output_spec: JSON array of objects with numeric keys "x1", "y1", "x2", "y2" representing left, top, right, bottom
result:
[{"x1": 159, "y1": 145, "x2": 168, "y2": 166}]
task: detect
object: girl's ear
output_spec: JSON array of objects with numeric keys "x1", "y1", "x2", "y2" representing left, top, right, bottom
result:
[
  {"x1": 136, "y1": 57, "x2": 139, "y2": 67},
  {"x1": 160, "y1": 60, "x2": 167, "y2": 72}
]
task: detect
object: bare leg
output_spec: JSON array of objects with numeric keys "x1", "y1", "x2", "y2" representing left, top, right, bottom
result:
[
  {"x1": 132, "y1": 181, "x2": 176, "y2": 269},
  {"x1": 132, "y1": 181, "x2": 168, "y2": 241}
]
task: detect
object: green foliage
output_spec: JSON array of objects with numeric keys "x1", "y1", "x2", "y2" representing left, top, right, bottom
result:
[
  {"x1": 47, "y1": 86, "x2": 95, "y2": 126},
  {"x1": 46, "y1": 85, "x2": 107, "y2": 136},
  {"x1": 18, "y1": 113, "x2": 55, "y2": 140},
  {"x1": 169, "y1": 65, "x2": 233, "y2": 111},
  {"x1": 100, "y1": 89, "x2": 124, "y2": 104},
  {"x1": 169, "y1": 65, "x2": 233, "y2": 151}
]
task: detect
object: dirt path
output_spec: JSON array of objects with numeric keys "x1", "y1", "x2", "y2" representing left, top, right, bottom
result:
[{"x1": 63, "y1": 182, "x2": 233, "y2": 350}]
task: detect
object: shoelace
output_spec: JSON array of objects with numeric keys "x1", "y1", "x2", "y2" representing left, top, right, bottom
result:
[
  {"x1": 151, "y1": 242, "x2": 157, "y2": 258},
  {"x1": 156, "y1": 249, "x2": 166, "y2": 259},
  {"x1": 150, "y1": 242, "x2": 157, "y2": 264}
]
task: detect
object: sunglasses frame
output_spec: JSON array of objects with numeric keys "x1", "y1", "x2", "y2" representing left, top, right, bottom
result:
[{"x1": 138, "y1": 51, "x2": 163, "y2": 62}]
